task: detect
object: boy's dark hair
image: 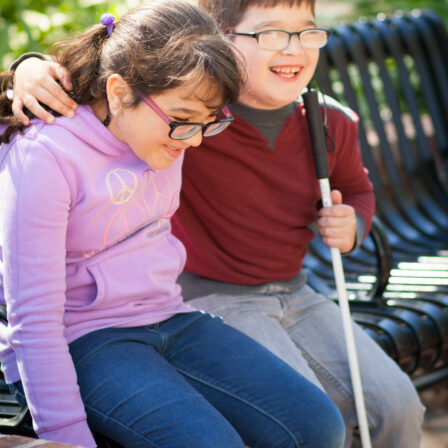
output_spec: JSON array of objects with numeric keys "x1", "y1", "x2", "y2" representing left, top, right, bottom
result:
[
  {"x1": 0, "y1": 0, "x2": 243, "y2": 143},
  {"x1": 198, "y1": 0, "x2": 316, "y2": 33}
]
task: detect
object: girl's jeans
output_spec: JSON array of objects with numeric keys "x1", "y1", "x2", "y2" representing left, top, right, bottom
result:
[
  {"x1": 186, "y1": 284, "x2": 425, "y2": 448},
  {"x1": 11, "y1": 312, "x2": 345, "y2": 448}
]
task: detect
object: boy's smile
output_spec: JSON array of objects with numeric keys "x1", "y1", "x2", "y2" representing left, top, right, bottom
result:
[
  {"x1": 232, "y1": 3, "x2": 320, "y2": 110},
  {"x1": 270, "y1": 65, "x2": 302, "y2": 79}
]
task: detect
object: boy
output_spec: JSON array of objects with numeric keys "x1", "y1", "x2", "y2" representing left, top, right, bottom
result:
[{"x1": 9, "y1": 1, "x2": 424, "y2": 446}]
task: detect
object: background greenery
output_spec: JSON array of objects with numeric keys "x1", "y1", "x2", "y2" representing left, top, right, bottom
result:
[
  {"x1": 1, "y1": 0, "x2": 447, "y2": 71},
  {"x1": 316, "y1": 0, "x2": 448, "y2": 26}
]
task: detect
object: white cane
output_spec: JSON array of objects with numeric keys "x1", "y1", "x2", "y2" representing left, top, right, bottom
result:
[{"x1": 302, "y1": 87, "x2": 372, "y2": 448}]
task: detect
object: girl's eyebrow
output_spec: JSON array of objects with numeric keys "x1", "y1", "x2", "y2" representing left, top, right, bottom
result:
[
  {"x1": 165, "y1": 106, "x2": 221, "y2": 119},
  {"x1": 254, "y1": 19, "x2": 316, "y2": 30},
  {"x1": 206, "y1": 107, "x2": 222, "y2": 115},
  {"x1": 166, "y1": 105, "x2": 221, "y2": 115},
  {"x1": 165, "y1": 107, "x2": 198, "y2": 114}
]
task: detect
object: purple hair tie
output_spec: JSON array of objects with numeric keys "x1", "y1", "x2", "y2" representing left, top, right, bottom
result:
[{"x1": 101, "y1": 13, "x2": 115, "y2": 37}]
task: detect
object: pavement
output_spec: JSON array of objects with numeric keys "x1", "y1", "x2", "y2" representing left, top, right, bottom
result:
[{"x1": 421, "y1": 383, "x2": 448, "y2": 448}]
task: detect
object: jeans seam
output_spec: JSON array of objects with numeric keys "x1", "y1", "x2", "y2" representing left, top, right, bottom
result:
[
  {"x1": 143, "y1": 325, "x2": 169, "y2": 355},
  {"x1": 84, "y1": 403, "x2": 162, "y2": 448},
  {"x1": 295, "y1": 342, "x2": 352, "y2": 399},
  {"x1": 280, "y1": 292, "x2": 354, "y2": 400},
  {"x1": 175, "y1": 368, "x2": 303, "y2": 448},
  {"x1": 294, "y1": 341, "x2": 376, "y2": 433}
]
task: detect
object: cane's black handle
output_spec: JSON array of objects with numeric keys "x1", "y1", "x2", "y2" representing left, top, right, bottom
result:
[{"x1": 303, "y1": 88, "x2": 329, "y2": 180}]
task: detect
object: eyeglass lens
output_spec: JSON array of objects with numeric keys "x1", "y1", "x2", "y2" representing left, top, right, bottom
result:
[
  {"x1": 170, "y1": 124, "x2": 203, "y2": 140},
  {"x1": 203, "y1": 120, "x2": 232, "y2": 137},
  {"x1": 170, "y1": 120, "x2": 232, "y2": 140},
  {"x1": 259, "y1": 29, "x2": 327, "y2": 49}
]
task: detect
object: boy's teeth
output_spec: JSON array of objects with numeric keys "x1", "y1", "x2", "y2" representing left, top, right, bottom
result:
[{"x1": 271, "y1": 67, "x2": 300, "y2": 77}]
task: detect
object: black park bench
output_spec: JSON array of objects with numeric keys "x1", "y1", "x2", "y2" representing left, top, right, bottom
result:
[
  {"x1": 0, "y1": 10, "x2": 447, "y2": 447},
  {"x1": 304, "y1": 10, "x2": 448, "y2": 391}
]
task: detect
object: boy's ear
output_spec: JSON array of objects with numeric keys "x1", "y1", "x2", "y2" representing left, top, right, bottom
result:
[{"x1": 106, "y1": 74, "x2": 133, "y2": 114}]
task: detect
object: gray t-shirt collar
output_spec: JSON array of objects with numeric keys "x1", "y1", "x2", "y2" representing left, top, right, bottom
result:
[{"x1": 229, "y1": 101, "x2": 296, "y2": 149}]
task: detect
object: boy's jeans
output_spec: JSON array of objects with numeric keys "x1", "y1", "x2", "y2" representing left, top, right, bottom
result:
[
  {"x1": 12, "y1": 312, "x2": 345, "y2": 448},
  {"x1": 187, "y1": 284, "x2": 425, "y2": 448}
]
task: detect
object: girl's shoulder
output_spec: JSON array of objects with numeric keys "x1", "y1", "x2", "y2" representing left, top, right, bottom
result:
[{"x1": 5, "y1": 105, "x2": 128, "y2": 161}]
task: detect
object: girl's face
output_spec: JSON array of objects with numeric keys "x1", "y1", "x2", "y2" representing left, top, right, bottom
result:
[{"x1": 108, "y1": 80, "x2": 223, "y2": 170}]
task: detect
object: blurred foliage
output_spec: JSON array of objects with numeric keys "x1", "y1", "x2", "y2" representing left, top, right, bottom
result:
[
  {"x1": 0, "y1": 0, "x2": 142, "y2": 70},
  {"x1": 317, "y1": 0, "x2": 448, "y2": 25},
  {"x1": 350, "y1": 0, "x2": 448, "y2": 21},
  {"x1": 1, "y1": 0, "x2": 447, "y2": 71}
]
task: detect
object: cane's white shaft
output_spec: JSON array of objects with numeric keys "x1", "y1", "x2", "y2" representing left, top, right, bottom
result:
[{"x1": 319, "y1": 178, "x2": 372, "y2": 448}]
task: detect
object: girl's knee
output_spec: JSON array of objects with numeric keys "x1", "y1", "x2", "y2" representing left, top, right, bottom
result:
[
  {"x1": 265, "y1": 392, "x2": 346, "y2": 448},
  {"x1": 188, "y1": 416, "x2": 244, "y2": 448},
  {"x1": 306, "y1": 396, "x2": 346, "y2": 448}
]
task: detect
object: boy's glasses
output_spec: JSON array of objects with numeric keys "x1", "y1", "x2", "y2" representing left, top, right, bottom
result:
[
  {"x1": 140, "y1": 95, "x2": 234, "y2": 140},
  {"x1": 229, "y1": 28, "x2": 330, "y2": 50}
]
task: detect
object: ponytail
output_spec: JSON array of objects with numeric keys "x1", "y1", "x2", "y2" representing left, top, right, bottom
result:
[
  {"x1": 0, "y1": 72, "x2": 23, "y2": 143},
  {"x1": 55, "y1": 24, "x2": 110, "y2": 104}
]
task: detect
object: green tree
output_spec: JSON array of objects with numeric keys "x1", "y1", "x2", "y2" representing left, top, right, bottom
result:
[{"x1": 0, "y1": 0, "x2": 140, "y2": 70}]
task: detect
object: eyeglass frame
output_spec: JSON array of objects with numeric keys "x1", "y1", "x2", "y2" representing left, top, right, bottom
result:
[
  {"x1": 138, "y1": 94, "x2": 234, "y2": 140},
  {"x1": 228, "y1": 28, "x2": 330, "y2": 50}
]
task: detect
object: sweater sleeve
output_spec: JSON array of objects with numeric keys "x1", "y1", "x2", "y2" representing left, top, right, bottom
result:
[
  {"x1": 328, "y1": 110, "x2": 375, "y2": 240},
  {"x1": 1, "y1": 137, "x2": 96, "y2": 447}
]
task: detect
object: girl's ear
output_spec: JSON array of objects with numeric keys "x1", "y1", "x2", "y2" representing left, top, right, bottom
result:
[{"x1": 106, "y1": 74, "x2": 133, "y2": 115}]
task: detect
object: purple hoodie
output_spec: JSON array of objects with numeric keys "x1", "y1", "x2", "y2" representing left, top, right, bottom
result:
[{"x1": 0, "y1": 106, "x2": 193, "y2": 446}]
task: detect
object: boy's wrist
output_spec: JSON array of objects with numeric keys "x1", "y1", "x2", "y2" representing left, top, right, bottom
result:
[
  {"x1": 9, "y1": 52, "x2": 53, "y2": 72},
  {"x1": 341, "y1": 213, "x2": 366, "y2": 255}
]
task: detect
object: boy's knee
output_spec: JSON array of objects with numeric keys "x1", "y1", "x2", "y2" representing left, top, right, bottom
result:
[
  {"x1": 376, "y1": 376, "x2": 424, "y2": 425},
  {"x1": 366, "y1": 373, "x2": 425, "y2": 447}
]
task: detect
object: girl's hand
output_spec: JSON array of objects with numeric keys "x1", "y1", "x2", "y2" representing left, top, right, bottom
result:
[
  {"x1": 317, "y1": 190, "x2": 357, "y2": 253},
  {"x1": 13, "y1": 58, "x2": 77, "y2": 125}
]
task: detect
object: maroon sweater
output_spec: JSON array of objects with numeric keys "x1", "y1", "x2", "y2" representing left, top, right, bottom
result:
[{"x1": 172, "y1": 100, "x2": 375, "y2": 286}]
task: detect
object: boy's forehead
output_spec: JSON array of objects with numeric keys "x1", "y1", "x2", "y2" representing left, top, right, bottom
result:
[
  {"x1": 237, "y1": 3, "x2": 315, "y2": 28},
  {"x1": 251, "y1": 17, "x2": 316, "y2": 29}
]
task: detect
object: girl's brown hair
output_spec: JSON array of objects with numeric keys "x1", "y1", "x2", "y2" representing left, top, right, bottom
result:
[
  {"x1": 0, "y1": 0, "x2": 243, "y2": 143},
  {"x1": 198, "y1": 0, "x2": 316, "y2": 33}
]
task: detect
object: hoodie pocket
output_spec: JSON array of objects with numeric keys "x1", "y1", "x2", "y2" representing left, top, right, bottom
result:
[
  {"x1": 65, "y1": 263, "x2": 105, "y2": 311},
  {"x1": 65, "y1": 235, "x2": 185, "y2": 313}
]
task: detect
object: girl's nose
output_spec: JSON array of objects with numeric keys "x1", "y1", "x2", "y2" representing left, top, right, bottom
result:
[{"x1": 183, "y1": 131, "x2": 203, "y2": 148}]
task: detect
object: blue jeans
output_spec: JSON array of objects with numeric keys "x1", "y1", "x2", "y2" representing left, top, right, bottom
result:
[
  {"x1": 186, "y1": 284, "x2": 425, "y2": 448},
  {"x1": 56, "y1": 311, "x2": 343, "y2": 448}
]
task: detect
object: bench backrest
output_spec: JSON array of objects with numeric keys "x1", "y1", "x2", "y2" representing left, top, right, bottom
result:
[{"x1": 316, "y1": 11, "x2": 448, "y2": 209}]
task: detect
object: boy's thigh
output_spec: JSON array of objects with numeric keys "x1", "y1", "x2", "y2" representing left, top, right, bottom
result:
[
  {"x1": 283, "y1": 285, "x2": 421, "y2": 419},
  {"x1": 69, "y1": 325, "x2": 243, "y2": 448}
]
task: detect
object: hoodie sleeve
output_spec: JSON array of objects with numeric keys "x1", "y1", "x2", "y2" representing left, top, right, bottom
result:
[{"x1": 0, "y1": 136, "x2": 96, "y2": 447}]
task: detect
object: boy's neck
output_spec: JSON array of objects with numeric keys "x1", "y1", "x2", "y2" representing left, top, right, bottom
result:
[
  {"x1": 230, "y1": 101, "x2": 296, "y2": 149},
  {"x1": 231, "y1": 100, "x2": 295, "y2": 122}
]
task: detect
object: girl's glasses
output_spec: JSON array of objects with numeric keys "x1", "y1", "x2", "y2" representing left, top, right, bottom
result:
[
  {"x1": 229, "y1": 28, "x2": 330, "y2": 50},
  {"x1": 140, "y1": 95, "x2": 234, "y2": 140}
]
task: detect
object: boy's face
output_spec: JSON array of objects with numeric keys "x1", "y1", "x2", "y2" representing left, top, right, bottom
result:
[{"x1": 233, "y1": 3, "x2": 320, "y2": 109}]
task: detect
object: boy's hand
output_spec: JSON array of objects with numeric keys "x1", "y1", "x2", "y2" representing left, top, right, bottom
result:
[
  {"x1": 317, "y1": 190, "x2": 356, "y2": 253},
  {"x1": 13, "y1": 58, "x2": 77, "y2": 125}
]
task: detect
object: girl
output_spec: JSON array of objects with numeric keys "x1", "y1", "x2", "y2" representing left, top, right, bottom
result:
[{"x1": 0, "y1": 1, "x2": 345, "y2": 447}]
